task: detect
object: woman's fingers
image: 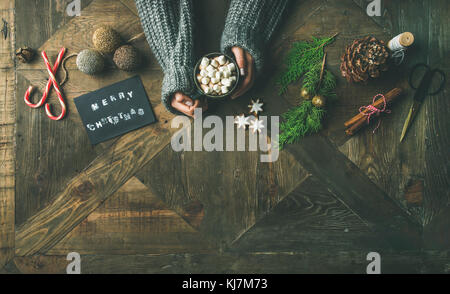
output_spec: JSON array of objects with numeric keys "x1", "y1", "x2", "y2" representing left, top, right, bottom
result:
[
  {"x1": 171, "y1": 92, "x2": 206, "y2": 118},
  {"x1": 231, "y1": 50, "x2": 255, "y2": 99},
  {"x1": 231, "y1": 47, "x2": 247, "y2": 77}
]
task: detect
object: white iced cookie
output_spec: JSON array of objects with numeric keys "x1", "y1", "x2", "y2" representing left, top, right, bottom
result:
[
  {"x1": 217, "y1": 55, "x2": 227, "y2": 65},
  {"x1": 221, "y1": 86, "x2": 229, "y2": 94},
  {"x1": 201, "y1": 57, "x2": 210, "y2": 67},
  {"x1": 210, "y1": 59, "x2": 219, "y2": 68},
  {"x1": 201, "y1": 77, "x2": 210, "y2": 85}
]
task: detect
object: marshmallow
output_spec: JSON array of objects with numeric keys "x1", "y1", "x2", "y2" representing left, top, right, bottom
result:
[
  {"x1": 217, "y1": 55, "x2": 227, "y2": 65},
  {"x1": 210, "y1": 59, "x2": 219, "y2": 68},
  {"x1": 201, "y1": 57, "x2": 210, "y2": 67},
  {"x1": 230, "y1": 76, "x2": 237, "y2": 82},
  {"x1": 213, "y1": 84, "x2": 221, "y2": 92},
  {"x1": 215, "y1": 71, "x2": 222, "y2": 79},
  {"x1": 206, "y1": 65, "x2": 215, "y2": 72},
  {"x1": 196, "y1": 74, "x2": 202, "y2": 82},
  {"x1": 227, "y1": 63, "x2": 236, "y2": 72},
  {"x1": 201, "y1": 84, "x2": 211, "y2": 94},
  {"x1": 201, "y1": 77, "x2": 210, "y2": 85},
  {"x1": 207, "y1": 70, "x2": 216, "y2": 78},
  {"x1": 219, "y1": 66, "x2": 226, "y2": 72},
  {"x1": 211, "y1": 77, "x2": 220, "y2": 84},
  {"x1": 221, "y1": 78, "x2": 232, "y2": 87},
  {"x1": 221, "y1": 86, "x2": 229, "y2": 94},
  {"x1": 223, "y1": 70, "x2": 231, "y2": 78},
  {"x1": 200, "y1": 69, "x2": 208, "y2": 77}
]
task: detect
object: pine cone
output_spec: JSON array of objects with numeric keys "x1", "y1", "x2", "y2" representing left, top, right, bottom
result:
[{"x1": 340, "y1": 36, "x2": 390, "y2": 83}]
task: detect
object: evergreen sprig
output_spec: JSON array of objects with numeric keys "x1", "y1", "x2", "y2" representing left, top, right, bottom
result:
[
  {"x1": 279, "y1": 101, "x2": 325, "y2": 149},
  {"x1": 277, "y1": 35, "x2": 337, "y2": 95},
  {"x1": 303, "y1": 63, "x2": 337, "y2": 99},
  {"x1": 277, "y1": 34, "x2": 338, "y2": 149}
]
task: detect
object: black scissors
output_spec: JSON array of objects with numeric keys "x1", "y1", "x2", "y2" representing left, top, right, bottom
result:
[{"x1": 400, "y1": 63, "x2": 446, "y2": 142}]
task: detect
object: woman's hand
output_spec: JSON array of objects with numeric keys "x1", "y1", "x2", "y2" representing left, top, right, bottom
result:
[
  {"x1": 171, "y1": 92, "x2": 207, "y2": 118},
  {"x1": 231, "y1": 46, "x2": 255, "y2": 99}
]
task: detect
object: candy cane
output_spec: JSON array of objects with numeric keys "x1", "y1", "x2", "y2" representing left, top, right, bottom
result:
[
  {"x1": 41, "y1": 50, "x2": 67, "y2": 120},
  {"x1": 24, "y1": 47, "x2": 67, "y2": 120}
]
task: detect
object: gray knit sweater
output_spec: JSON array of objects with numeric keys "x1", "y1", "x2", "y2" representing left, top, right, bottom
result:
[{"x1": 135, "y1": 0, "x2": 289, "y2": 113}]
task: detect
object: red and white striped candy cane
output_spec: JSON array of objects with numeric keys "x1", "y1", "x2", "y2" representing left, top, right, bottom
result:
[{"x1": 24, "y1": 47, "x2": 67, "y2": 121}]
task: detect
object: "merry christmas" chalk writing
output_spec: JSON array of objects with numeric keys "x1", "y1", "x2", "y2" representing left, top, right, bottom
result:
[
  {"x1": 86, "y1": 107, "x2": 145, "y2": 131},
  {"x1": 90, "y1": 91, "x2": 134, "y2": 112}
]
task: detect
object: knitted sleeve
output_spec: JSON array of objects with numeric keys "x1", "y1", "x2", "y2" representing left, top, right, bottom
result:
[
  {"x1": 135, "y1": 0, "x2": 195, "y2": 113},
  {"x1": 221, "y1": 0, "x2": 289, "y2": 74}
]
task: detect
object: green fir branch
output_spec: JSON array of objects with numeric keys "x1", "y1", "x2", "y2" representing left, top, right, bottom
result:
[
  {"x1": 277, "y1": 34, "x2": 337, "y2": 95},
  {"x1": 278, "y1": 101, "x2": 325, "y2": 149}
]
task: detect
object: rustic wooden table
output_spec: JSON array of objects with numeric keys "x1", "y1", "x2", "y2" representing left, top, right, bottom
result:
[{"x1": 0, "y1": 0, "x2": 448, "y2": 273}]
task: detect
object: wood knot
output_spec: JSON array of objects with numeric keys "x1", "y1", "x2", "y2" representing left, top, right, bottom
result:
[
  {"x1": 181, "y1": 200, "x2": 204, "y2": 229},
  {"x1": 75, "y1": 180, "x2": 94, "y2": 199},
  {"x1": 404, "y1": 179, "x2": 424, "y2": 206}
]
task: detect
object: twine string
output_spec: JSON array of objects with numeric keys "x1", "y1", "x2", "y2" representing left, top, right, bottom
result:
[
  {"x1": 391, "y1": 48, "x2": 406, "y2": 65},
  {"x1": 358, "y1": 94, "x2": 391, "y2": 133}
]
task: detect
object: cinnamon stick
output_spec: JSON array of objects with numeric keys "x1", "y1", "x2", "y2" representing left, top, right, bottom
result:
[
  {"x1": 345, "y1": 116, "x2": 368, "y2": 136},
  {"x1": 344, "y1": 88, "x2": 403, "y2": 127},
  {"x1": 345, "y1": 88, "x2": 404, "y2": 136}
]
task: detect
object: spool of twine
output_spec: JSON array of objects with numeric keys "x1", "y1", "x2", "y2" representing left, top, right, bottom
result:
[
  {"x1": 387, "y1": 32, "x2": 414, "y2": 65},
  {"x1": 388, "y1": 32, "x2": 414, "y2": 51}
]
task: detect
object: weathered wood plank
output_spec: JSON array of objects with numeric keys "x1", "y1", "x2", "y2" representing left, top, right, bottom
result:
[
  {"x1": 0, "y1": 0, "x2": 15, "y2": 271},
  {"x1": 0, "y1": 69, "x2": 15, "y2": 270},
  {"x1": 285, "y1": 135, "x2": 422, "y2": 249},
  {"x1": 48, "y1": 177, "x2": 214, "y2": 255},
  {"x1": 421, "y1": 0, "x2": 450, "y2": 232},
  {"x1": 8, "y1": 251, "x2": 450, "y2": 274},
  {"x1": 138, "y1": 135, "x2": 309, "y2": 248},
  {"x1": 231, "y1": 177, "x2": 393, "y2": 252},
  {"x1": 15, "y1": 101, "x2": 177, "y2": 256}
]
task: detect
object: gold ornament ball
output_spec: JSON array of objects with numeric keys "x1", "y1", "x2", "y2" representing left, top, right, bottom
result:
[
  {"x1": 312, "y1": 95, "x2": 326, "y2": 108},
  {"x1": 300, "y1": 87, "x2": 311, "y2": 100},
  {"x1": 92, "y1": 26, "x2": 122, "y2": 54}
]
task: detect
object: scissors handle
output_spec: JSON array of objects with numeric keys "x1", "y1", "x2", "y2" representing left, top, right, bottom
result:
[
  {"x1": 408, "y1": 63, "x2": 429, "y2": 90},
  {"x1": 428, "y1": 69, "x2": 446, "y2": 95},
  {"x1": 409, "y1": 63, "x2": 446, "y2": 95}
]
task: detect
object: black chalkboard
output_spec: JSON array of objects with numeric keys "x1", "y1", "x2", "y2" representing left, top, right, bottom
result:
[{"x1": 74, "y1": 76, "x2": 156, "y2": 145}]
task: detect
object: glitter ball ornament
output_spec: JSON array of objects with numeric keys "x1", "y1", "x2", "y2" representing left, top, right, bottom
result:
[
  {"x1": 76, "y1": 49, "x2": 105, "y2": 75},
  {"x1": 92, "y1": 26, "x2": 122, "y2": 54},
  {"x1": 312, "y1": 95, "x2": 326, "y2": 108},
  {"x1": 113, "y1": 45, "x2": 140, "y2": 71},
  {"x1": 300, "y1": 87, "x2": 312, "y2": 100}
]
